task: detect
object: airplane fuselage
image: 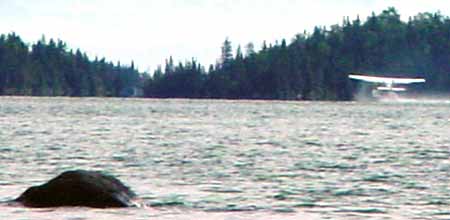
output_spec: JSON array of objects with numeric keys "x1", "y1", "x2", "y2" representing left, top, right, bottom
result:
[{"x1": 348, "y1": 74, "x2": 426, "y2": 101}]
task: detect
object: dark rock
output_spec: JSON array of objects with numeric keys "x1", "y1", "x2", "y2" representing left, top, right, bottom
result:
[{"x1": 16, "y1": 170, "x2": 137, "y2": 208}]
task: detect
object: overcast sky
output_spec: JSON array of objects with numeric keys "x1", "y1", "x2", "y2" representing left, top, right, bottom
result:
[{"x1": 1, "y1": 0, "x2": 448, "y2": 72}]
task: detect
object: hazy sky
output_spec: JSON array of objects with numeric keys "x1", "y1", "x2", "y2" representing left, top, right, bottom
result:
[{"x1": 1, "y1": 0, "x2": 448, "y2": 72}]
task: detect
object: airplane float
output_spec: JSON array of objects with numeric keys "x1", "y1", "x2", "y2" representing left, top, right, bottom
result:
[{"x1": 348, "y1": 74, "x2": 426, "y2": 100}]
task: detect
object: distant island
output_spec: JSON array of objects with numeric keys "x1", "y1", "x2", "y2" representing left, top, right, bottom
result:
[{"x1": 0, "y1": 7, "x2": 449, "y2": 100}]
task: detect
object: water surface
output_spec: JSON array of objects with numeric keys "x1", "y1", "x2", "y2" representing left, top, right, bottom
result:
[{"x1": 1, "y1": 97, "x2": 449, "y2": 219}]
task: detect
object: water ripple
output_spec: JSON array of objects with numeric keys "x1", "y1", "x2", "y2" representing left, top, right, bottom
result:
[{"x1": 1, "y1": 97, "x2": 450, "y2": 220}]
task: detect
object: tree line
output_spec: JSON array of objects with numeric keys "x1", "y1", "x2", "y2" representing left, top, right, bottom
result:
[
  {"x1": 0, "y1": 34, "x2": 143, "y2": 97},
  {"x1": 145, "y1": 7, "x2": 450, "y2": 100},
  {"x1": 1, "y1": 7, "x2": 450, "y2": 100}
]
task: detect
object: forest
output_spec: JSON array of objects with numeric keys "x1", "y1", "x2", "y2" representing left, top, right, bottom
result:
[
  {"x1": 1, "y1": 7, "x2": 450, "y2": 100},
  {"x1": 0, "y1": 34, "x2": 143, "y2": 97}
]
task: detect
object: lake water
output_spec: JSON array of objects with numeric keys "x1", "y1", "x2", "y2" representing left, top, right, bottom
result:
[{"x1": 0, "y1": 97, "x2": 449, "y2": 220}]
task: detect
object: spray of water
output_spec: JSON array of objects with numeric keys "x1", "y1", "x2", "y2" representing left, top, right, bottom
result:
[
  {"x1": 354, "y1": 84, "x2": 450, "y2": 104},
  {"x1": 354, "y1": 83, "x2": 374, "y2": 102}
]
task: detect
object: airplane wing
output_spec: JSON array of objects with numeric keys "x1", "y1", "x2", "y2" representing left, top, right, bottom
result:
[{"x1": 349, "y1": 74, "x2": 426, "y2": 84}]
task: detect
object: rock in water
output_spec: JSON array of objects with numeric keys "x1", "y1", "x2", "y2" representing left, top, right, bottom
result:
[{"x1": 16, "y1": 170, "x2": 137, "y2": 208}]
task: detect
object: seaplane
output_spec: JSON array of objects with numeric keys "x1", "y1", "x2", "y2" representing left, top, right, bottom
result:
[{"x1": 348, "y1": 74, "x2": 426, "y2": 100}]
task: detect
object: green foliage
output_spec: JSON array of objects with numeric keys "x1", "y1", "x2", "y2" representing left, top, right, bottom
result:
[
  {"x1": 0, "y1": 33, "x2": 144, "y2": 97},
  {"x1": 145, "y1": 59, "x2": 206, "y2": 98},
  {"x1": 144, "y1": 7, "x2": 450, "y2": 100},
  {"x1": 2, "y1": 7, "x2": 450, "y2": 100}
]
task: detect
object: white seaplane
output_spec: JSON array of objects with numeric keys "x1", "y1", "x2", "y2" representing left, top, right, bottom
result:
[{"x1": 349, "y1": 74, "x2": 426, "y2": 100}]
